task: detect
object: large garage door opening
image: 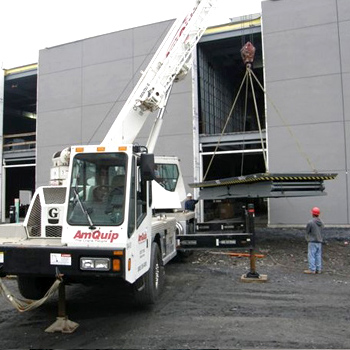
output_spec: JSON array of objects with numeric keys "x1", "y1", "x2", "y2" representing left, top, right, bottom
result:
[
  {"x1": 4, "y1": 164, "x2": 35, "y2": 218},
  {"x1": 196, "y1": 18, "x2": 267, "y2": 223},
  {"x1": 3, "y1": 65, "x2": 37, "y2": 221}
]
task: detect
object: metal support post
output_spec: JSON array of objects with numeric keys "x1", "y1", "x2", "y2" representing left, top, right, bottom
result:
[
  {"x1": 246, "y1": 203, "x2": 260, "y2": 278},
  {"x1": 241, "y1": 203, "x2": 268, "y2": 282},
  {"x1": 45, "y1": 282, "x2": 79, "y2": 333},
  {"x1": 14, "y1": 198, "x2": 20, "y2": 223}
]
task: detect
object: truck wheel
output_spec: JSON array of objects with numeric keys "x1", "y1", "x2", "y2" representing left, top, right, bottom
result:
[
  {"x1": 133, "y1": 242, "x2": 164, "y2": 305},
  {"x1": 17, "y1": 276, "x2": 55, "y2": 300}
]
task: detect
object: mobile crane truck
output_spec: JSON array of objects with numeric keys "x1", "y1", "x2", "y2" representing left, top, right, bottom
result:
[{"x1": 0, "y1": 0, "x2": 219, "y2": 306}]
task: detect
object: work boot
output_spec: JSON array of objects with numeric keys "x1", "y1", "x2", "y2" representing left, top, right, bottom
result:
[{"x1": 303, "y1": 269, "x2": 316, "y2": 274}]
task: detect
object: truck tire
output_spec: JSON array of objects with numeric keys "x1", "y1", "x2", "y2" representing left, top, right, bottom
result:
[
  {"x1": 133, "y1": 242, "x2": 164, "y2": 305},
  {"x1": 17, "y1": 276, "x2": 55, "y2": 300}
]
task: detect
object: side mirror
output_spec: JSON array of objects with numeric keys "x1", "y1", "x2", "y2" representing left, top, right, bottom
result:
[{"x1": 140, "y1": 153, "x2": 155, "y2": 181}]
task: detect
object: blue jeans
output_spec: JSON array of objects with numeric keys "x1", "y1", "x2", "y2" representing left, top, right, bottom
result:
[{"x1": 308, "y1": 242, "x2": 322, "y2": 272}]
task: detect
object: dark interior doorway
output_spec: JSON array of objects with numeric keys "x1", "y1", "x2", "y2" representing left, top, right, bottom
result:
[
  {"x1": 3, "y1": 66, "x2": 37, "y2": 220},
  {"x1": 5, "y1": 165, "x2": 35, "y2": 218}
]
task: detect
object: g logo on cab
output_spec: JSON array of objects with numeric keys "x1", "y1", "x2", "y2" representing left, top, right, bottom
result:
[{"x1": 48, "y1": 207, "x2": 59, "y2": 224}]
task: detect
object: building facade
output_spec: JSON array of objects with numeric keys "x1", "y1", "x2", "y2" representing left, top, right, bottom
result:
[
  {"x1": 262, "y1": 0, "x2": 350, "y2": 225},
  {"x1": 2, "y1": 0, "x2": 349, "y2": 226}
]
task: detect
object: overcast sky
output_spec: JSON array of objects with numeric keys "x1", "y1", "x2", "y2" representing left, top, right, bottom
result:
[{"x1": 0, "y1": 0, "x2": 263, "y2": 69}]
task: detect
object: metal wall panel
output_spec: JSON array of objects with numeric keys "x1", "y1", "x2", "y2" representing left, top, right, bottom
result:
[
  {"x1": 338, "y1": 0, "x2": 350, "y2": 21},
  {"x1": 266, "y1": 75, "x2": 344, "y2": 128},
  {"x1": 339, "y1": 20, "x2": 350, "y2": 74},
  {"x1": 263, "y1": 0, "x2": 350, "y2": 225},
  {"x1": 263, "y1": 23, "x2": 341, "y2": 82},
  {"x1": 38, "y1": 69, "x2": 82, "y2": 113},
  {"x1": 268, "y1": 123, "x2": 346, "y2": 172},
  {"x1": 262, "y1": 0, "x2": 337, "y2": 33},
  {"x1": 37, "y1": 20, "x2": 195, "y2": 199},
  {"x1": 82, "y1": 31, "x2": 133, "y2": 67},
  {"x1": 81, "y1": 59, "x2": 133, "y2": 105},
  {"x1": 39, "y1": 42, "x2": 83, "y2": 75}
]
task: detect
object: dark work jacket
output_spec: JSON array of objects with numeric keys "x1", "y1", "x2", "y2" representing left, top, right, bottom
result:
[
  {"x1": 306, "y1": 217, "x2": 324, "y2": 243},
  {"x1": 185, "y1": 199, "x2": 198, "y2": 211}
]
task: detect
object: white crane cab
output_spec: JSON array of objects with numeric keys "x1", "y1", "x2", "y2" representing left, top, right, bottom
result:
[
  {"x1": 0, "y1": 0, "x2": 217, "y2": 304},
  {"x1": 21, "y1": 143, "x2": 189, "y2": 303}
]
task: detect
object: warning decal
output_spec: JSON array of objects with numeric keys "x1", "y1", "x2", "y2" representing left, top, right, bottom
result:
[{"x1": 50, "y1": 253, "x2": 72, "y2": 266}]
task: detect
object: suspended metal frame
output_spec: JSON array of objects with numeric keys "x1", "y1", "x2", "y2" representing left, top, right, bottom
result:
[
  {"x1": 193, "y1": 41, "x2": 338, "y2": 200},
  {"x1": 190, "y1": 172, "x2": 337, "y2": 200}
]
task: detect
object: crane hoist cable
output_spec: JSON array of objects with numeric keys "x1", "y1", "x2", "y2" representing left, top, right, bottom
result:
[
  {"x1": 240, "y1": 68, "x2": 249, "y2": 176},
  {"x1": 203, "y1": 40, "x2": 317, "y2": 182},
  {"x1": 240, "y1": 18, "x2": 257, "y2": 176},
  {"x1": 203, "y1": 41, "x2": 268, "y2": 181},
  {"x1": 202, "y1": 69, "x2": 249, "y2": 182},
  {"x1": 248, "y1": 68, "x2": 316, "y2": 172},
  {"x1": 241, "y1": 40, "x2": 266, "y2": 176},
  {"x1": 248, "y1": 66, "x2": 268, "y2": 170},
  {"x1": 241, "y1": 42, "x2": 316, "y2": 173}
]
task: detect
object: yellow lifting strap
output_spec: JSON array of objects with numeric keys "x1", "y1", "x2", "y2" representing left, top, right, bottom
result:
[
  {"x1": 249, "y1": 68, "x2": 316, "y2": 172},
  {"x1": 203, "y1": 41, "x2": 317, "y2": 182},
  {"x1": 0, "y1": 277, "x2": 61, "y2": 313}
]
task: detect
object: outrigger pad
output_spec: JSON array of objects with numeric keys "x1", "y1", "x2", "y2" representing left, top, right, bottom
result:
[
  {"x1": 240, "y1": 274, "x2": 268, "y2": 283},
  {"x1": 45, "y1": 316, "x2": 79, "y2": 333}
]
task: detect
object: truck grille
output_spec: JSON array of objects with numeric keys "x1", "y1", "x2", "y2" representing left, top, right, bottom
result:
[
  {"x1": 43, "y1": 187, "x2": 66, "y2": 204},
  {"x1": 26, "y1": 194, "x2": 42, "y2": 237},
  {"x1": 26, "y1": 187, "x2": 66, "y2": 238},
  {"x1": 46, "y1": 226, "x2": 63, "y2": 237}
]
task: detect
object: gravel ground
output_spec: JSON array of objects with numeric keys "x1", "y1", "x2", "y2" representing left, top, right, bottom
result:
[{"x1": 0, "y1": 227, "x2": 350, "y2": 349}]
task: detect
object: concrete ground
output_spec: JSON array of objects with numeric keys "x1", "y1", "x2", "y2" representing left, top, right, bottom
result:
[{"x1": 0, "y1": 227, "x2": 349, "y2": 349}]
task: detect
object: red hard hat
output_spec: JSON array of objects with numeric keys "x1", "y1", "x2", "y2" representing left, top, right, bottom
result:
[{"x1": 311, "y1": 207, "x2": 320, "y2": 216}]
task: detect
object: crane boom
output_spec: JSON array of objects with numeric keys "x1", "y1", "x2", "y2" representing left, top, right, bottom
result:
[{"x1": 101, "y1": 0, "x2": 217, "y2": 146}]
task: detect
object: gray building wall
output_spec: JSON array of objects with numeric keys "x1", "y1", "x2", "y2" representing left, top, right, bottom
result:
[
  {"x1": 37, "y1": 20, "x2": 195, "y2": 197},
  {"x1": 37, "y1": 0, "x2": 350, "y2": 226},
  {"x1": 262, "y1": 0, "x2": 350, "y2": 225}
]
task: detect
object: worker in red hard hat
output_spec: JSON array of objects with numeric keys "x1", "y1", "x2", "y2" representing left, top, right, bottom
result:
[{"x1": 304, "y1": 206, "x2": 324, "y2": 274}]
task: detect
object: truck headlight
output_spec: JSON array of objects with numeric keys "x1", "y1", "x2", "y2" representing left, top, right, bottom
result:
[{"x1": 80, "y1": 257, "x2": 110, "y2": 271}]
